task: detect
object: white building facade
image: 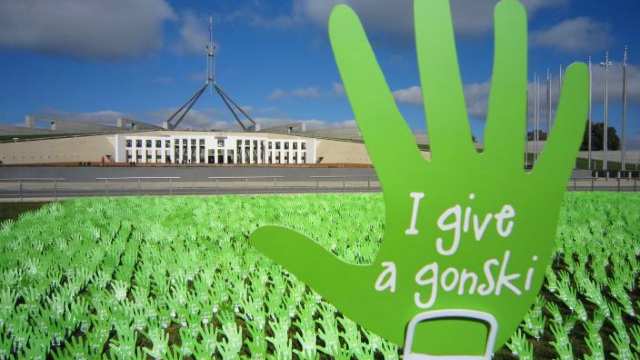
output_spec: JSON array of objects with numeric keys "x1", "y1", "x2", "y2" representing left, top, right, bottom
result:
[{"x1": 114, "y1": 132, "x2": 317, "y2": 165}]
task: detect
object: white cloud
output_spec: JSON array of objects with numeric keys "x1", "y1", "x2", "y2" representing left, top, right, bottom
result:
[
  {"x1": 588, "y1": 62, "x2": 640, "y2": 104},
  {"x1": 531, "y1": 17, "x2": 612, "y2": 53},
  {"x1": 255, "y1": 117, "x2": 356, "y2": 131},
  {"x1": 393, "y1": 86, "x2": 423, "y2": 105},
  {"x1": 268, "y1": 87, "x2": 322, "y2": 100},
  {"x1": 0, "y1": 0, "x2": 175, "y2": 59},
  {"x1": 152, "y1": 76, "x2": 174, "y2": 85},
  {"x1": 268, "y1": 89, "x2": 288, "y2": 100},
  {"x1": 292, "y1": 87, "x2": 321, "y2": 98},
  {"x1": 175, "y1": 12, "x2": 212, "y2": 54},
  {"x1": 290, "y1": 0, "x2": 567, "y2": 37},
  {"x1": 391, "y1": 83, "x2": 490, "y2": 118},
  {"x1": 148, "y1": 107, "x2": 229, "y2": 130},
  {"x1": 464, "y1": 82, "x2": 492, "y2": 118},
  {"x1": 35, "y1": 110, "x2": 128, "y2": 125}
]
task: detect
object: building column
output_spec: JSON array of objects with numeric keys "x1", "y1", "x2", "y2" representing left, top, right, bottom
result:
[
  {"x1": 241, "y1": 141, "x2": 246, "y2": 164},
  {"x1": 257, "y1": 141, "x2": 262, "y2": 164},
  {"x1": 130, "y1": 139, "x2": 136, "y2": 164},
  {"x1": 141, "y1": 140, "x2": 147, "y2": 164},
  {"x1": 249, "y1": 140, "x2": 254, "y2": 164},
  {"x1": 186, "y1": 139, "x2": 190, "y2": 164},
  {"x1": 171, "y1": 139, "x2": 176, "y2": 164},
  {"x1": 177, "y1": 141, "x2": 181, "y2": 164},
  {"x1": 234, "y1": 146, "x2": 238, "y2": 164},
  {"x1": 289, "y1": 141, "x2": 293, "y2": 164},
  {"x1": 267, "y1": 142, "x2": 271, "y2": 164}
]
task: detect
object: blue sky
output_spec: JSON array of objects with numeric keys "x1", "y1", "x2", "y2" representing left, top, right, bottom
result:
[{"x1": 0, "y1": 0, "x2": 639, "y2": 147}]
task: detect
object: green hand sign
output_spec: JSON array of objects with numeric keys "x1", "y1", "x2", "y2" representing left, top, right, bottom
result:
[{"x1": 251, "y1": 0, "x2": 588, "y2": 357}]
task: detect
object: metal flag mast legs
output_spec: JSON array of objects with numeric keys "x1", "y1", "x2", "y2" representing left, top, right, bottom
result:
[{"x1": 164, "y1": 16, "x2": 256, "y2": 131}]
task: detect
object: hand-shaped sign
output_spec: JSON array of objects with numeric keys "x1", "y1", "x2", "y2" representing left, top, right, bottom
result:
[{"x1": 251, "y1": 0, "x2": 588, "y2": 357}]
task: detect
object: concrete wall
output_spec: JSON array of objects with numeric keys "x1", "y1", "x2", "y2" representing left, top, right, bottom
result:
[
  {"x1": 0, "y1": 130, "x2": 433, "y2": 165},
  {"x1": 316, "y1": 138, "x2": 431, "y2": 164},
  {"x1": 0, "y1": 135, "x2": 115, "y2": 164}
]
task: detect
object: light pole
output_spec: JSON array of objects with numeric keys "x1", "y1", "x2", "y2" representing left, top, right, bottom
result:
[
  {"x1": 588, "y1": 57, "x2": 593, "y2": 170},
  {"x1": 621, "y1": 46, "x2": 629, "y2": 171},
  {"x1": 600, "y1": 52, "x2": 613, "y2": 171}
]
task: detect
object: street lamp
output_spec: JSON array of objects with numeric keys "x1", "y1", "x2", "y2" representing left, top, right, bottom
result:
[{"x1": 600, "y1": 52, "x2": 613, "y2": 172}]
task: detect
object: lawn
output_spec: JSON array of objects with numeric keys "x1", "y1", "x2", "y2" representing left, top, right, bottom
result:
[{"x1": 0, "y1": 193, "x2": 639, "y2": 359}]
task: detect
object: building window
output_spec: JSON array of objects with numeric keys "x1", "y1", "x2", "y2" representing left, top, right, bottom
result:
[
  {"x1": 268, "y1": 142, "x2": 273, "y2": 149},
  {"x1": 199, "y1": 139, "x2": 205, "y2": 146},
  {"x1": 126, "y1": 139, "x2": 132, "y2": 147},
  {"x1": 166, "y1": 140, "x2": 171, "y2": 147},
  {"x1": 136, "y1": 140, "x2": 142, "y2": 147},
  {"x1": 275, "y1": 142, "x2": 281, "y2": 150},
  {"x1": 293, "y1": 142, "x2": 298, "y2": 150},
  {"x1": 301, "y1": 142, "x2": 306, "y2": 150},
  {"x1": 156, "y1": 140, "x2": 162, "y2": 148},
  {"x1": 145, "y1": 140, "x2": 152, "y2": 147},
  {"x1": 191, "y1": 139, "x2": 196, "y2": 146},
  {"x1": 217, "y1": 139, "x2": 225, "y2": 147}
]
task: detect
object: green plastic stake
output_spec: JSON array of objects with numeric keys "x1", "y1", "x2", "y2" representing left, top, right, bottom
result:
[{"x1": 250, "y1": 0, "x2": 588, "y2": 356}]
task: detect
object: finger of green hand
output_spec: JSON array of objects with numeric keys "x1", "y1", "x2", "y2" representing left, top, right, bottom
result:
[
  {"x1": 250, "y1": 225, "x2": 360, "y2": 304},
  {"x1": 533, "y1": 63, "x2": 589, "y2": 181},
  {"x1": 329, "y1": 5, "x2": 424, "y2": 188},
  {"x1": 415, "y1": 0, "x2": 475, "y2": 163},
  {"x1": 484, "y1": 0, "x2": 527, "y2": 170}
]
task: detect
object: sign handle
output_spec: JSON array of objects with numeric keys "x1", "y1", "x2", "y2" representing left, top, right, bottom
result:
[{"x1": 403, "y1": 309, "x2": 499, "y2": 360}]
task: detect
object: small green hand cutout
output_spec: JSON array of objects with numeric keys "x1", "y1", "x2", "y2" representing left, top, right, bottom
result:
[{"x1": 251, "y1": 0, "x2": 588, "y2": 356}]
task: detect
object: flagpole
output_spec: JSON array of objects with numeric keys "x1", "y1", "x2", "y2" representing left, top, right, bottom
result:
[
  {"x1": 587, "y1": 56, "x2": 593, "y2": 170},
  {"x1": 600, "y1": 52, "x2": 612, "y2": 171},
  {"x1": 621, "y1": 46, "x2": 628, "y2": 171}
]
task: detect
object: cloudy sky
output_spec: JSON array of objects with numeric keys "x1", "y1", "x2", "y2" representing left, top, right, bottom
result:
[{"x1": 0, "y1": 0, "x2": 638, "y2": 146}]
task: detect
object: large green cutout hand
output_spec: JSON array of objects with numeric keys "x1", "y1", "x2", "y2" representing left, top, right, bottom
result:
[{"x1": 251, "y1": 0, "x2": 588, "y2": 356}]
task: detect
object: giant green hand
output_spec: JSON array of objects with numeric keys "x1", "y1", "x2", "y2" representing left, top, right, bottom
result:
[{"x1": 251, "y1": 0, "x2": 588, "y2": 356}]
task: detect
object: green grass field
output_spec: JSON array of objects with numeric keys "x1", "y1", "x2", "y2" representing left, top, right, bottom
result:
[{"x1": 0, "y1": 193, "x2": 639, "y2": 359}]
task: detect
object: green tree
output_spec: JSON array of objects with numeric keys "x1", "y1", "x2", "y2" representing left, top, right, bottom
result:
[{"x1": 580, "y1": 122, "x2": 620, "y2": 151}]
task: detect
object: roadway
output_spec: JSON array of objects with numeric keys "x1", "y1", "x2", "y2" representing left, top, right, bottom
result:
[
  {"x1": 0, "y1": 166, "x2": 375, "y2": 181},
  {"x1": 0, "y1": 166, "x2": 637, "y2": 202}
]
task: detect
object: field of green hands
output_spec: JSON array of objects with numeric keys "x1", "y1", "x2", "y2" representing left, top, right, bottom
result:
[{"x1": 0, "y1": 193, "x2": 639, "y2": 359}]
